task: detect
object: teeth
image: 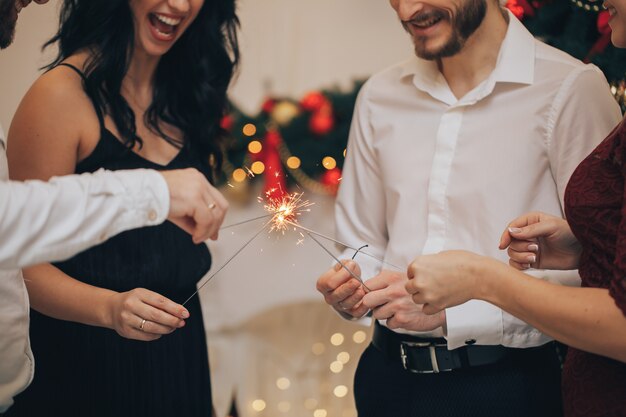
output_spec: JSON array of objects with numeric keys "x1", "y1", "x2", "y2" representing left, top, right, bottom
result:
[
  {"x1": 155, "y1": 27, "x2": 174, "y2": 38},
  {"x1": 414, "y1": 17, "x2": 442, "y2": 28},
  {"x1": 154, "y1": 14, "x2": 181, "y2": 27}
]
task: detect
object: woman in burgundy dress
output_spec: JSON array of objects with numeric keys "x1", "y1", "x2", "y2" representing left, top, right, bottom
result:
[{"x1": 403, "y1": 1, "x2": 626, "y2": 415}]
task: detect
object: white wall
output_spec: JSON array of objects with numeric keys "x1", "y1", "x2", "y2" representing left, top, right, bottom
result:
[
  {"x1": 0, "y1": 0, "x2": 60, "y2": 130},
  {"x1": 0, "y1": 0, "x2": 412, "y2": 128}
]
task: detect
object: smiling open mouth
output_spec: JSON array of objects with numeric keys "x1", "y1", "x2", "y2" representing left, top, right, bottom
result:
[
  {"x1": 413, "y1": 15, "x2": 444, "y2": 29},
  {"x1": 148, "y1": 13, "x2": 182, "y2": 39}
]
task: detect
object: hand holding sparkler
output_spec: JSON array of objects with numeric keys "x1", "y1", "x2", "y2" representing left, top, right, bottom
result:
[{"x1": 316, "y1": 259, "x2": 370, "y2": 319}]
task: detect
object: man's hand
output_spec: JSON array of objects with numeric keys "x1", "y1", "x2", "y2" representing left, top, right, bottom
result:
[
  {"x1": 316, "y1": 260, "x2": 369, "y2": 319},
  {"x1": 160, "y1": 168, "x2": 228, "y2": 244},
  {"x1": 363, "y1": 269, "x2": 445, "y2": 331}
]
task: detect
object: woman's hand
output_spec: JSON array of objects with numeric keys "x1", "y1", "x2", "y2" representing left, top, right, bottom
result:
[
  {"x1": 405, "y1": 250, "x2": 485, "y2": 315},
  {"x1": 105, "y1": 288, "x2": 189, "y2": 341},
  {"x1": 499, "y1": 212, "x2": 581, "y2": 270}
]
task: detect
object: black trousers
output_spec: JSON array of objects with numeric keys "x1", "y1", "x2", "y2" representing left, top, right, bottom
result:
[{"x1": 354, "y1": 341, "x2": 563, "y2": 417}]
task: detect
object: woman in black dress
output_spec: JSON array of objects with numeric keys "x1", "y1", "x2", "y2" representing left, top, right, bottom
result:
[{"x1": 6, "y1": 0, "x2": 239, "y2": 416}]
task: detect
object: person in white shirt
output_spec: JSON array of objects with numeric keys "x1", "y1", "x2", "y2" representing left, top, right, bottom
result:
[
  {"x1": 0, "y1": 0, "x2": 228, "y2": 412},
  {"x1": 316, "y1": 0, "x2": 621, "y2": 415}
]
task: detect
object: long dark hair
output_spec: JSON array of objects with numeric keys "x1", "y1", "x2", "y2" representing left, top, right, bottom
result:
[{"x1": 45, "y1": 0, "x2": 240, "y2": 172}]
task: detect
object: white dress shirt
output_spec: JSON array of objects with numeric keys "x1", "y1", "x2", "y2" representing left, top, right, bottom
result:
[
  {"x1": 0, "y1": 124, "x2": 170, "y2": 411},
  {"x1": 336, "y1": 13, "x2": 622, "y2": 350}
]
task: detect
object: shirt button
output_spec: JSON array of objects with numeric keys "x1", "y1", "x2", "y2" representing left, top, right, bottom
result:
[
  {"x1": 148, "y1": 209, "x2": 157, "y2": 222},
  {"x1": 465, "y1": 339, "x2": 476, "y2": 345}
]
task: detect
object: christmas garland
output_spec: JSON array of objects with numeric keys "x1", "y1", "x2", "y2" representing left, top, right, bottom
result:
[{"x1": 219, "y1": 82, "x2": 363, "y2": 197}]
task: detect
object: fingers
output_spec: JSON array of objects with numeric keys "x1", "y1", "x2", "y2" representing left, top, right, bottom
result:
[
  {"x1": 131, "y1": 314, "x2": 177, "y2": 337},
  {"x1": 112, "y1": 289, "x2": 189, "y2": 341},
  {"x1": 499, "y1": 212, "x2": 543, "y2": 249},
  {"x1": 203, "y1": 186, "x2": 229, "y2": 241},
  {"x1": 317, "y1": 261, "x2": 367, "y2": 317},
  {"x1": 506, "y1": 240, "x2": 538, "y2": 269},
  {"x1": 316, "y1": 260, "x2": 361, "y2": 294},
  {"x1": 162, "y1": 169, "x2": 230, "y2": 244},
  {"x1": 422, "y1": 303, "x2": 443, "y2": 316}
]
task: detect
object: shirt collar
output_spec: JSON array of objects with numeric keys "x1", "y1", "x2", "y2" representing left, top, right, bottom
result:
[{"x1": 399, "y1": 10, "x2": 535, "y2": 100}]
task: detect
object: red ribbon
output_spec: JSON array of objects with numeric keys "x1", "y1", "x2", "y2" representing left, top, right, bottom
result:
[{"x1": 260, "y1": 129, "x2": 287, "y2": 201}]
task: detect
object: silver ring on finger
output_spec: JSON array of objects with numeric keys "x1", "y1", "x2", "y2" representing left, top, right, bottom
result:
[
  {"x1": 139, "y1": 318, "x2": 147, "y2": 331},
  {"x1": 338, "y1": 301, "x2": 347, "y2": 311},
  {"x1": 208, "y1": 202, "x2": 217, "y2": 210}
]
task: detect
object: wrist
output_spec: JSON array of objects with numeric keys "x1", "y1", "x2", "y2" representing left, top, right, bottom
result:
[
  {"x1": 100, "y1": 290, "x2": 119, "y2": 330},
  {"x1": 471, "y1": 255, "x2": 498, "y2": 302}
]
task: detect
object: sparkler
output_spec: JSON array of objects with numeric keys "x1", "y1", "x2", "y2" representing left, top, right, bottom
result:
[
  {"x1": 261, "y1": 191, "x2": 314, "y2": 234},
  {"x1": 183, "y1": 191, "x2": 314, "y2": 304},
  {"x1": 284, "y1": 220, "x2": 402, "y2": 271},
  {"x1": 184, "y1": 188, "x2": 397, "y2": 304},
  {"x1": 182, "y1": 218, "x2": 272, "y2": 306},
  {"x1": 220, "y1": 214, "x2": 274, "y2": 230}
]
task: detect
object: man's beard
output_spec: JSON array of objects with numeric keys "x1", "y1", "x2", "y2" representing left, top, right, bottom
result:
[
  {"x1": 0, "y1": 0, "x2": 18, "y2": 49},
  {"x1": 404, "y1": 0, "x2": 488, "y2": 60}
]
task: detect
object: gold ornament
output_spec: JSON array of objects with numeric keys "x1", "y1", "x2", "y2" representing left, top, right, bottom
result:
[{"x1": 270, "y1": 101, "x2": 301, "y2": 126}]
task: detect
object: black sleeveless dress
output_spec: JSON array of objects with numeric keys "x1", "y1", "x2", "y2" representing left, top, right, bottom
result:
[{"x1": 6, "y1": 66, "x2": 214, "y2": 417}]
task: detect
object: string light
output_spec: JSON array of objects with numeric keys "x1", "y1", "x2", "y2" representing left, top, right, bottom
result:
[
  {"x1": 314, "y1": 409, "x2": 328, "y2": 417},
  {"x1": 287, "y1": 156, "x2": 302, "y2": 169},
  {"x1": 251, "y1": 161, "x2": 265, "y2": 175},
  {"x1": 322, "y1": 156, "x2": 337, "y2": 170},
  {"x1": 352, "y1": 330, "x2": 368, "y2": 344},
  {"x1": 251, "y1": 399, "x2": 266, "y2": 412},
  {"x1": 276, "y1": 377, "x2": 291, "y2": 390},
  {"x1": 232, "y1": 168, "x2": 247, "y2": 182},
  {"x1": 330, "y1": 333, "x2": 345, "y2": 346},
  {"x1": 330, "y1": 361, "x2": 344, "y2": 373},
  {"x1": 243, "y1": 123, "x2": 257, "y2": 137},
  {"x1": 337, "y1": 352, "x2": 350, "y2": 364},
  {"x1": 248, "y1": 140, "x2": 263, "y2": 154},
  {"x1": 333, "y1": 385, "x2": 349, "y2": 398}
]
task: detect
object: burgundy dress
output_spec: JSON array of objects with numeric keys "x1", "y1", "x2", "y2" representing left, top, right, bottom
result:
[{"x1": 563, "y1": 117, "x2": 626, "y2": 417}]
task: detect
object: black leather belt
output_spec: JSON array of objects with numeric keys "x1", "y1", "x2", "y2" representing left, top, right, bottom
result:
[{"x1": 372, "y1": 321, "x2": 514, "y2": 374}]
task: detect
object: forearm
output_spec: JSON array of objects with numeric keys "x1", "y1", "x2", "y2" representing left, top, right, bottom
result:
[
  {"x1": 0, "y1": 169, "x2": 168, "y2": 269},
  {"x1": 481, "y1": 260, "x2": 626, "y2": 362},
  {"x1": 24, "y1": 264, "x2": 116, "y2": 329}
]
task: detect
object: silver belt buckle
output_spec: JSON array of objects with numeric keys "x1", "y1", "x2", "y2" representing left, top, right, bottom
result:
[{"x1": 400, "y1": 341, "x2": 451, "y2": 373}]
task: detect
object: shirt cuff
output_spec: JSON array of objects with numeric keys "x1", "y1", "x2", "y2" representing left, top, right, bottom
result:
[
  {"x1": 444, "y1": 300, "x2": 503, "y2": 350},
  {"x1": 98, "y1": 168, "x2": 169, "y2": 227}
]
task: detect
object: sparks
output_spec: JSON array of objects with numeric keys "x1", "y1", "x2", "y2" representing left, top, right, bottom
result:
[{"x1": 263, "y1": 191, "x2": 314, "y2": 234}]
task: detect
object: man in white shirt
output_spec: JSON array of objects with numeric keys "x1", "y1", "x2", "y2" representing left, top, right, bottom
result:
[
  {"x1": 0, "y1": 0, "x2": 228, "y2": 411},
  {"x1": 316, "y1": 0, "x2": 621, "y2": 415}
]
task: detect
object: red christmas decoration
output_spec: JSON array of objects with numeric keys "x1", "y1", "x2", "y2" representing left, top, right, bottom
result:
[
  {"x1": 261, "y1": 98, "x2": 277, "y2": 114},
  {"x1": 309, "y1": 103, "x2": 335, "y2": 136},
  {"x1": 261, "y1": 129, "x2": 287, "y2": 201},
  {"x1": 505, "y1": 0, "x2": 537, "y2": 20},
  {"x1": 300, "y1": 91, "x2": 328, "y2": 112},
  {"x1": 584, "y1": 11, "x2": 612, "y2": 63},
  {"x1": 320, "y1": 167, "x2": 342, "y2": 195},
  {"x1": 220, "y1": 114, "x2": 234, "y2": 131}
]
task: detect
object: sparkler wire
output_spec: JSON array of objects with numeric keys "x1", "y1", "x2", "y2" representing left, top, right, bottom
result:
[
  {"x1": 306, "y1": 232, "x2": 371, "y2": 292},
  {"x1": 182, "y1": 219, "x2": 272, "y2": 306},
  {"x1": 286, "y1": 221, "x2": 402, "y2": 271},
  {"x1": 220, "y1": 214, "x2": 274, "y2": 230}
]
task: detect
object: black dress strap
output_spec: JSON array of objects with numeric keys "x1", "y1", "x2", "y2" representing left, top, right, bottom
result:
[{"x1": 55, "y1": 62, "x2": 106, "y2": 130}]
